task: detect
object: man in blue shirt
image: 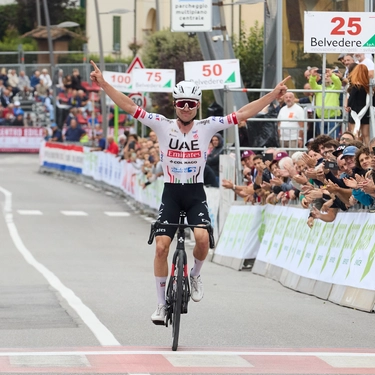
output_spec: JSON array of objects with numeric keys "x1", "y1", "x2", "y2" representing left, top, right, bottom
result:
[
  {"x1": 64, "y1": 119, "x2": 83, "y2": 142},
  {"x1": 50, "y1": 123, "x2": 63, "y2": 142}
]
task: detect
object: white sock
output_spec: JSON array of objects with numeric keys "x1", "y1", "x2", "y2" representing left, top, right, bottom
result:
[
  {"x1": 155, "y1": 276, "x2": 167, "y2": 305},
  {"x1": 190, "y1": 258, "x2": 204, "y2": 277}
]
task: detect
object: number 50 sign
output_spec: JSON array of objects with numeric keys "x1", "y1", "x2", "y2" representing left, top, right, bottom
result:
[
  {"x1": 184, "y1": 59, "x2": 241, "y2": 90},
  {"x1": 304, "y1": 12, "x2": 375, "y2": 53}
]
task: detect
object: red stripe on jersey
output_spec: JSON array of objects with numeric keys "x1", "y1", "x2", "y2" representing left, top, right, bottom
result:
[
  {"x1": 227, "y1": 112, "x2": 238, "y2": 125},
  {"x1": 133, "y1": 106, "x2": 143, "y2": 119}
]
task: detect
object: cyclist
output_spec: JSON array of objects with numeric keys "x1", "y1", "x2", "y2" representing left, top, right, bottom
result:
[{"x1": 90, "y1": 60, "x2": 289, "y2": 324}]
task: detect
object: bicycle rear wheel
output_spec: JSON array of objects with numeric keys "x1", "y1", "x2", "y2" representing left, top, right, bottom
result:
[{"x1": 172, "y1": 253, "x2": 184, "y2": 351}]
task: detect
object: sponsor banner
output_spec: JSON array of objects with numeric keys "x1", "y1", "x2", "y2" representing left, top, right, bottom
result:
[
  {"x1": 215, "y1": 204, "x2": 263, "y2": 260},
  {"x1": 257, "y1": 205, "x2": 375, "y2": 291},
  {"x1": 0, "y1": 126, "x2": 44, "y2": 153},
  {"x1": 41, "y1": 142, "x2": 84, "y2": 174}
]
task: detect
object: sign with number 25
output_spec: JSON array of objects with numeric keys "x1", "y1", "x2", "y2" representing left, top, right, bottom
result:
[{"x1": 304, "y1": 12, "x2": 375, "y2": 53}]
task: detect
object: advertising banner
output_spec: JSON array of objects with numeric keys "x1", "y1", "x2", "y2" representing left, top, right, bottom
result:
[
  {"x1": 0, "y1": 127, "x2": 44, "y2": 153},
  {"x1": 304, "y1": 12, "x2": 375, "y2": 53}
]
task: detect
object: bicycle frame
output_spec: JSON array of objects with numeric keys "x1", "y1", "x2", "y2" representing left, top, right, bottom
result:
[{"x1": 148, "y1": 211, "x2": 215, "y2": 350}]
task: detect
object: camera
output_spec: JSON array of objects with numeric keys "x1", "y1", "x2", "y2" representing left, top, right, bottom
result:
[{"x1": 324, "y1": 160, "x2": 338, "y2": 171}]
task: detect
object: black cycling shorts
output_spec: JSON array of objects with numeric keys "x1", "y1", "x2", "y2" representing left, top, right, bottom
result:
[{"x1": 155, "y1": 183, "x2": 211, "y2": 240}]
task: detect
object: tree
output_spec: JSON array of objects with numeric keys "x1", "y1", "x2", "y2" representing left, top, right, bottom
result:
[
  {"x1": 15, "y1": 0, "x2": 79, "y2": 33},
  {"x1": 232, "y1": 21, "x2": 264, "y2": 102},
  {"x1": 141, "y1": 30, "x2": 213, "y2": 118}
]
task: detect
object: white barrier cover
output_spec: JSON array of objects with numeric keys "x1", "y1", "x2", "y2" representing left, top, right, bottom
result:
[
  {"x1": 257, "y1": 205, "x2": 375, "y2": 291},
  {"x1": 215, "y1": 204, "x2": 262, "y2": 260}
]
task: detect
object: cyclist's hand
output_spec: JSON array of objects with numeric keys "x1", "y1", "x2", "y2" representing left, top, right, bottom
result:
[{"x1": 90, "y1": 60, "x2": 105, "y2": 86}]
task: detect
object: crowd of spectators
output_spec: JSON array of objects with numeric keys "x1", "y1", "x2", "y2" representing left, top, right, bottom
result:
[{"x1": 222, "y1": 131, "x2": 375, "y2": 227}]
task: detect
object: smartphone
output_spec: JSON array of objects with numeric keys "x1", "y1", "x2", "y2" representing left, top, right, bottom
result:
[
  {"x1": 372, "y1": 147, "x2": 375, "y2": 155},
  {"x1": 317, "y1": 69, "x2": 323, "y2": 74},
  {"x1": 324, "y1": 160, "x2": 338, "y2": 171},
  {"x1": 263, "y1": 153, "x2": 274, "y2": 162}
]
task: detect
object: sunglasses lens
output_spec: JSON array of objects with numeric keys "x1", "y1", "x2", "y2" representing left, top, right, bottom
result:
[{"x1": 176, "y1": 100, "x2": 197, "y2": 109}]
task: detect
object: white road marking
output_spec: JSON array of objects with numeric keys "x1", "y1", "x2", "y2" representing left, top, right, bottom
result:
[
  {"x1": 61, "y1": 211, "x2": 88, "y2": 216},
  {"x1": 0, "y1": 350, "x2": 374, "y2": 357},
  {"x1": 17, "y1": 210, "x2": 43, "y2": 215},
  {"x1": 318, "y1": 355, "x2": 375, "y2": 368},
  {"x1": 104, "y1": 212, "x2": 130, "y2": 217},
  {"x1": 164, "y1": 353, "x2": 253, "y2": 367},
  {"x1": 0, "y1": 186, "x2": 120, "y2": 347}
]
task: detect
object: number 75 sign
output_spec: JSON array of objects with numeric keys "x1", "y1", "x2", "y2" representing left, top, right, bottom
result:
[{"x1": 304, "y1": 12, "x2": 375, "y2": 53}]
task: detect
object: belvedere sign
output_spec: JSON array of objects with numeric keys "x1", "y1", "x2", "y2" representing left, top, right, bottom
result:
[{"x1": 304, "y1": 12, "x2": 375, "y2": 53}]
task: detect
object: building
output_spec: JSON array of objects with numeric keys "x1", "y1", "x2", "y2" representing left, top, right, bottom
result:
[{"x1": 85, "y1": 0, "x2": 264, "y2": 59}]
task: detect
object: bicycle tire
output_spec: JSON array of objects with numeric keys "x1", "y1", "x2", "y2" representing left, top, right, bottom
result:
[{"x1": 172, "y1": 253, "x2": 184, "y2": 351}]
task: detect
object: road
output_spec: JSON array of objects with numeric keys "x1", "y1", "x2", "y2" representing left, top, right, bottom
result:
[{"x1": 0, "y1": 154, "x2": 374, "y2": 375}]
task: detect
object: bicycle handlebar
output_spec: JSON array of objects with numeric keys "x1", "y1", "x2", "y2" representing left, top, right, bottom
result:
[{"x1": 147, "y1": 220, "x2": 215, "y2": 249}]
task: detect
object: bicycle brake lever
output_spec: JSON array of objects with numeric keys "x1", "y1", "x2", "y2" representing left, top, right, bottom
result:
[{"x1": 147, "y1": 223, "x2": 156, "y2": 245}]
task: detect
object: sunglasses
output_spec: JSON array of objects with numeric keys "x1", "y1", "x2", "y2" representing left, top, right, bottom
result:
[{"x1": 175, "y1": 99, "x2": 198, "y2": 110}]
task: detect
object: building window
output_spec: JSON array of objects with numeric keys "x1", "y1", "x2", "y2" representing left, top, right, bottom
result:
[{"x1": 113, "y1": 16, "x2": 121, "y2": 52}]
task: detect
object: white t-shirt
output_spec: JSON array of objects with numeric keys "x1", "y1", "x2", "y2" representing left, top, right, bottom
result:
[
  {"x1": 133, "y1": 107, "x2": 238, "y2": 184},
  {"x1": 277, "y1": 103, "x2": 305, "y2": 141},
  {"x1": 359, "y1": 58, "x2": 375, "y2": 72}
]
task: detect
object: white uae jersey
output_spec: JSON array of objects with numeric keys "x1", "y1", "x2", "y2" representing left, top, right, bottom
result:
[{"x1": 133, "y1": 107, "x2": 238, "y2": 184}]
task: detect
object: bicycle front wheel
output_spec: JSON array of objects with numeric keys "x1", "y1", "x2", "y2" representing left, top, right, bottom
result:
[{"x1": 172, "y1": 253, "x2": 184, "y2": 351}]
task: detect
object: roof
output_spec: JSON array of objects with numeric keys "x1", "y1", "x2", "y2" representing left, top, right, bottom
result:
[{"x1": 22, "y1": 26, "x2": 82, "y2": 41}]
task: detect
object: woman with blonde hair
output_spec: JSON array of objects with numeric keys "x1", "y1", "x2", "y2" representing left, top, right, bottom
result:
[{"x1": 345, "y1": 64, "x2": 375, "y2": 146}]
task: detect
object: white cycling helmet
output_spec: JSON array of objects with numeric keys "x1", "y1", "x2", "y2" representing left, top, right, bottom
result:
[{"x1": 173, "y1": 80, "x2": 202, "y2": 101}]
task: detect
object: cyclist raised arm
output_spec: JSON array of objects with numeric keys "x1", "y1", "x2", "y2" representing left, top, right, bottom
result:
[{"x1": 90, "y1": 60, "x2": 290, "y2": 325}]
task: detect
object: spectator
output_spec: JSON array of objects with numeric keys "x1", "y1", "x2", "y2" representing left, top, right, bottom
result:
[
  {"x1": 13, "y1": 101, "x2": 24, "y2": 117},
  {"x1": 0, "y1": 67, "x2": 8, "y2": 86},
  {"x1": 42, "y1": 127, "x2": 51, "y2": 141},
  {"x1": 0, "y1": 88, "x2": 12, "y2": 107},
  {"x1": 63, "y1": 74, "x2": 72, "y2": 91},
  {"x1": 50, "y1": 123, "x2": 63, "y2": 142},
  {"x1": 71, "y1": 68, "x2": 85, "y2": 91},
  {"x1": 54, "y1": 69, "x2": 65, "y2": 92},
  {"x1": 18, "y1": 71, "x2": 31, "y2": 98},
  {"x1": 23, "y1": 113, "x2": 34, "y2": 127},
  {"x1": 90, "y1": 128, "x2": 106, "y2": 151},
  {"x1": 44, "y1": 89, "x2": 54, "y2": 121},
  {"x1": 346, "y1": 64, "x2": 374, "y2": 146},
  {"x1": 105, "y1": 135, "x2": 119, "y2": 155},
  {"x1": 35, "y1": 80, "x2": 48, "y2": 101},
  {"x1": 7, "y1": 69, "x2": 19, "y2": 96},
  {"x1": 206, "y1": 133, "x2": 224, "y2": 184},
  {"x1": 148, "y1": 131, "x2": 157, "y2": 144},
  {"x1": 339, "y1": 131, "x2": 355, "y2": 145},
  {"x1": 118, "y1": 134, "x2": 127, "y2": 157},
  {"x1": 39, "y1": 68, "x2": 52, "y2": 89},
  {"x1": 354, "y1": 53, "x2": 374, "y2": 78},
  {"x1": 277, "y1": 92, "x2": 305, "y2": 149},
  {"x1": 64, "y1": 108, "x2": 78, "y2": 127},
  {"x1": 309, "y1": 68, "x2": 341, "y2": 139},
  {"x1": 12, "y1": 114, "x2": 24, "y2": 126},
  {"x1": 30, "y1": 70, "x2": 40, "y2": 90},
  {"x1": 64, "y1": 118, "x2": 83, "y2": 142}
]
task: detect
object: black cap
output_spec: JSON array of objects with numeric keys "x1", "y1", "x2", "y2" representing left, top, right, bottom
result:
[
  {"x1": 332, "y1": 144, "x2": 346, "y2": 157},
  {"x1": 305, "y1": 138, "x2": 314, "y2": 147}
]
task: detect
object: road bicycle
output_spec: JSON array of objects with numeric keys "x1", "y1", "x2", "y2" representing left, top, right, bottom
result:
[{"x1": 148, "y1": 211, "x2": 215, "y2": 351}]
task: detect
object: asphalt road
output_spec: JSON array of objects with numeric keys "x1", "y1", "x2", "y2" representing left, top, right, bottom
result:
[{"x1": 0, "y1": 154, "x2": 374, "y2": 375}]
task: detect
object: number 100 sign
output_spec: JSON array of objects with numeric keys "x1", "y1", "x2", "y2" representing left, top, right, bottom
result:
[{"x1": 304, "y1": 12, "x2": 375, "y2": 53}]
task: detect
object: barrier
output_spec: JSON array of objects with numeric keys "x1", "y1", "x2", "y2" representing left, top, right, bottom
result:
[
  {"x1": 252, "y1": 205, "x2": 375, "y2": 312},
  {"x1": 39, "y1": 143, "x2": 375, "y2": 312},
  {"x1": 39, "y1": 142, "x2": 220, "y2": 239},
  {"x1": 0, "y1": 127, "x2": 44, "y2": 153}
]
